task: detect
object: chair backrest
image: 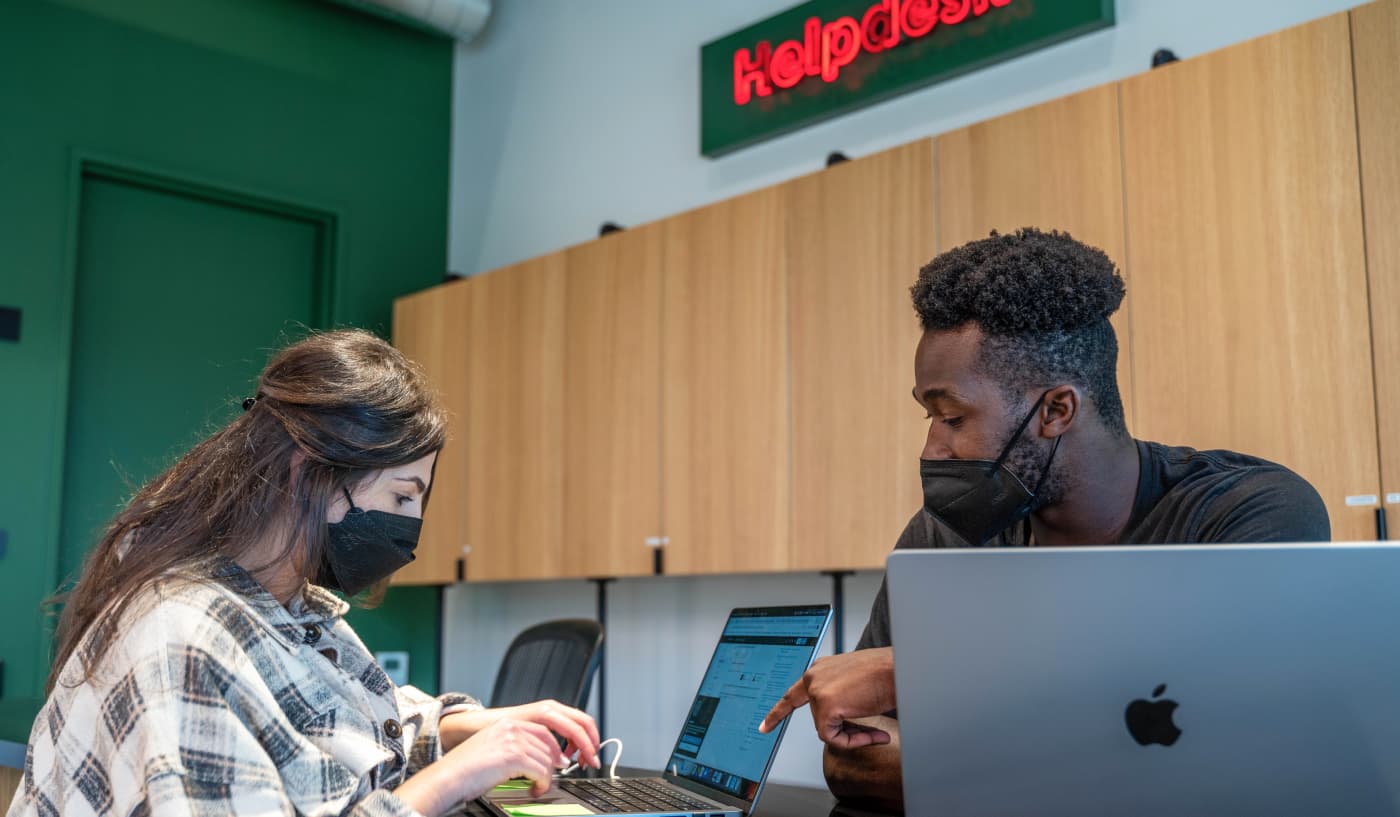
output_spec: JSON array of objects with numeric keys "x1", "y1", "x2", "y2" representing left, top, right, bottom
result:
[{"x1": 489, "y1": 618, "x2": 604, "y2": 710}]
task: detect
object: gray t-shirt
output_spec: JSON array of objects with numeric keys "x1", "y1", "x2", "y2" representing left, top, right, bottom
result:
[{"x1": 857, "y1": 439, "x2": 1332, "y2": 652}]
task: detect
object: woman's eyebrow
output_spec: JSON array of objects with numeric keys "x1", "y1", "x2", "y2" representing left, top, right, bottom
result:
[{"x1": 393, "y1": 476, "x2": 427, "y2": 493}]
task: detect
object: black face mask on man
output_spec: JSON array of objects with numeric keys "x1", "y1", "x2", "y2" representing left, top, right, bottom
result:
[
  {"x1": 318, "y1": 487, "x2": 421, "y2": 595},
  {"x1": 919, "y1": 390, "x2": 1062, "y2": 547}
]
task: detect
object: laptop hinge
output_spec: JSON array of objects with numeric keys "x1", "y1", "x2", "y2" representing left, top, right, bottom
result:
[{"x1": 663, "y1": 773, "x2": 753, "y2": 813}]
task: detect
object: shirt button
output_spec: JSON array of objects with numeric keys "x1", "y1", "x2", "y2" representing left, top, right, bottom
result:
[
  {"x1": 303, "y1": 624, "x2": 322, "y2": 644},
  {"x1": 383, "y1": 719, "x2": 402, "y2": 739}
]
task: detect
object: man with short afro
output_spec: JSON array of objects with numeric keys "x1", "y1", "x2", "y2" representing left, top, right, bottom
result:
[{"x1": 762, "y1": 228, "x2": 1329, "y2": 811}]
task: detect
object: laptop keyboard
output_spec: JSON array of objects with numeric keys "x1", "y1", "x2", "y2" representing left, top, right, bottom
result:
[{"x1": 558, "y1": 777, "x2": 718, "y2": 814}]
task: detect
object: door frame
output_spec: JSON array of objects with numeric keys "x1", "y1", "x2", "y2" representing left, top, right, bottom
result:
[{"x1": 36, "y1": 150, "x2": 341, "y2": 672}]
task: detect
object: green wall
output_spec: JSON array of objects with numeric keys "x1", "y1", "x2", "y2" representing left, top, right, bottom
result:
[{"x1": 0, "y1": 0, "x2": 452, "y2": 741}]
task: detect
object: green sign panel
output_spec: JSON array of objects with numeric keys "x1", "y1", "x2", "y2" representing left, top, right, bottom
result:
[{"x1": 700, "y1": 0, "x2": 1115, "y2": 156}]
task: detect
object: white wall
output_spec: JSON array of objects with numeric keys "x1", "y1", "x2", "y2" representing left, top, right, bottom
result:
[
  {"x1": 442, "y1": 571, "x2": 884, "y2": 787},
  {"x1": 441, "y1": 0, "x2": 1362, "y2": 792},
  {"x1": 448, "y1": 0, "x2": 1359, "y2": 277}
]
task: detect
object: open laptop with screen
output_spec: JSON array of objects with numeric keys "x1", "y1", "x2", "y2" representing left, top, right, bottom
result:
[
  {"x1": 887, "y1": 544, "x2": 1400, "y2": 817},
  {"x1": 481, "y1": 604, "x2": 832, "y2": 817}
]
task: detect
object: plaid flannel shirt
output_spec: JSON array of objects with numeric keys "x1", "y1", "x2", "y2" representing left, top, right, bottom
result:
[{"x1": 9, "y1": 562, "x2": 481, "y2": 817}]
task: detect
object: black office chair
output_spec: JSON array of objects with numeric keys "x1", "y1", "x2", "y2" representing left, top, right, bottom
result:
[{"x1": 489, "y1": 618, "x2": 604, "y2": 710}]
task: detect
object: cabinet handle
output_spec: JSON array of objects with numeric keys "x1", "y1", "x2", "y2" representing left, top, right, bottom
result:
[
  {"x1": 644, "y1": 536, "x2": 668, "y2": 575},
  {"x1": 1377, "y1": 508, "x2": 1389, "y2": 542}
]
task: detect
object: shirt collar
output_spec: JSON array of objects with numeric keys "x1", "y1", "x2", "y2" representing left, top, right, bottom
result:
[{"x1": 211, "y1": 559, "x2": 349, "y2": 648}]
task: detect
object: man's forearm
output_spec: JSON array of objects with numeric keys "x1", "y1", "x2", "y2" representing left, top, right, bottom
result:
[{"x1": 822, "y1": 716, "x2": 903, "y2": 812}]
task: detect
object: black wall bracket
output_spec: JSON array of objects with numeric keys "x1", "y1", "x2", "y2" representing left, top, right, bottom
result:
[{"x1": 0, "y1": 306, "x2": 20, "y2": 342}]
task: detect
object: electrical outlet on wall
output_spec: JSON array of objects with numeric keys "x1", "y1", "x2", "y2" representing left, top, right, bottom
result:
[{"x1": 375, "y1": 651, "x2": 410, "y2": 686}]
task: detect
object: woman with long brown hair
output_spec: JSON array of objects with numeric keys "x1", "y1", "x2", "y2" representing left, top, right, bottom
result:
[{"x1": 9, "y1": 329, "x2": 599, "y2": 817}]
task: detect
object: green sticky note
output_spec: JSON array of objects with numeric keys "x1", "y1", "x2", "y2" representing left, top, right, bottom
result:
[
  {"x1": 499, "y1": 805, "x2": 597, "y2": 817},
  {"x1": 491, "y1": 780, "x2": 534, "y2": 792}
]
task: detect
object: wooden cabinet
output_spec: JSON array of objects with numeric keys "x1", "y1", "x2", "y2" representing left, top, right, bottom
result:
[
  {"x1": 786, "y1": 142, "x2": 934, "y2": 571},
  {"x1": 1353, "y1": 0, "x2": 1400, "y2": 531},
  {"x1": 1121, "y1": 13, "x2": 1381, "y2": 540},
  {"x1": 393, "y1": 5, "x2": 1400, "y2": 583},
  {"x1": 937, "y1": 84, "x2": 1135, "y2": 430},
  {"x1": 561, "y1": 225, "x2": 664, "y2": 578},
  {"x1": 661, "y1": 189, "x2": 790, "y2": 574},
  {"x1": 391, "y1": 280, "x2": 469, "y2": 585},
  {"x1": 462, "y1": 253, "x2": 567, "y2": 580}
]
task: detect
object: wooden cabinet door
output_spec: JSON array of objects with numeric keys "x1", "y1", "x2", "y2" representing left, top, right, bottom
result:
[
  {"x1": 391, "y1": 280, "x2": 470, "y2": 584},
  {"x1": 1121, "y1": 14, "x2": 1380, "y2": 540},
  {"x1": 661, "y1": 189, "x2": 790, "y2": 574},
  {"x1": 938, "y1": 84, "x2": 1135, "y2": 430},
  {"x1": 1354, "y1": 0, "x2": 1400, "y2": 534},
  {"x1": 786, "y1": 142, "x2": 934, "y2": 571},
  {"x1": 561, "y1": 225, "x2": 663, "y2": 577},
  {"x1": 463, "y1": 254, "x2": 567, "y2": 580}
]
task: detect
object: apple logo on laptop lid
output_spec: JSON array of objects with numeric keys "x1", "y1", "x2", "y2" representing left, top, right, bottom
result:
[{"x1": 1125, "y1": 684, "x2": 1182, "y2": 746}]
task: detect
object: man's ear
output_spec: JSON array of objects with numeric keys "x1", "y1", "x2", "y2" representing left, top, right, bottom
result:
[{"x1": 1040, "y1": 385, "x2": 1080, "y2": 439}]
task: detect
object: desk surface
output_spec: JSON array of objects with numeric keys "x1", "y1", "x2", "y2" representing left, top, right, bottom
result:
[{"x1": 456, "y1": 767, "x2": 897, "y2": 817}]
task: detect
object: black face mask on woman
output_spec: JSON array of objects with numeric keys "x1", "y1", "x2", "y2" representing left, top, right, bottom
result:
[
  {"x1": 919, "y1": 391, "x2": 1061, "y2": 547},
  {"x1": 318, "y1": 488, "x2": 421, "y2": 596}
]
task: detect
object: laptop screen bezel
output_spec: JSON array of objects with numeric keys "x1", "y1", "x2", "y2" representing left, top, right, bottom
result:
[{"x1": 659, "y1": 604, "x2": 834, "y2": 812}]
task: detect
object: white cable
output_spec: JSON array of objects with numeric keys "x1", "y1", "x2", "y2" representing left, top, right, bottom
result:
[{"x1": 559, "y1": 737, "x2": 623, "y2": 779}]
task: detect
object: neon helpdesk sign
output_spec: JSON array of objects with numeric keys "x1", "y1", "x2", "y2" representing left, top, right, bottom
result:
[{"x1": 700, "y1": 0, "x2": 1115, "y2": 157}]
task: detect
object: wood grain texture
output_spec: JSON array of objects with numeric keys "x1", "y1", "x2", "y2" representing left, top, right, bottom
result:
[
  {"x1": 391, "y1": 279, "x2": 471, "y2": 584},
  {"x1": 787, "y1": 141, "x2": 934, "y2": 571},
  {"x1": 661, "y1": 188, "x2": 790, "y2": 574},
  {"x1": 1353, "y1": 0, "x2": 1400, "y2": 519},
  {"x1": 1121, "y1": 13, "x2": 1380, "y2": 540},
  {"x1": 464, "y1": 253, "x2": 567, "y2": 581},
  {"x1": 938, "y1": 84, "x2": 1135, "y2": 430},
  {"x1": 561, "y1": 224, "x2": 663, "y2": 578},
  {"x1": 1, "y1": 766, "x2": 20, "y2": 815}
]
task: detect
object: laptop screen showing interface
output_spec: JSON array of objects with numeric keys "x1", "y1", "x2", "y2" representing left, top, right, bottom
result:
[{"x1": 662, "y1": 605, "x2": 832, "y2": 805}]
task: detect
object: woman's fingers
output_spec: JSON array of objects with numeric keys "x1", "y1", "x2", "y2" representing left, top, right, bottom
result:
[{"x1": 534, "y1": 705, "x2": 600, "y2": 768}]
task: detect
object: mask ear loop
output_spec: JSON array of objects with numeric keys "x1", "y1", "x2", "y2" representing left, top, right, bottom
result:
[
  {"x1": 341, "y1": 487, "x2": 360, "y2": 513},
  {"x1": 1022, "y1": 414, "x2": 1065, "y2": 546},
  {"x1": 990, "y1": 390, "x2": 1052, "y2": 473},
  {"x1": 1031, "y1": 434, "x2": 1062, "y2": 497}
]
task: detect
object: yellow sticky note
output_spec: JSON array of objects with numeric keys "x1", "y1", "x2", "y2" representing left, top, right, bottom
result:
[{"x1": 499, "y1": 806, "x2": 597, "y2": 817}]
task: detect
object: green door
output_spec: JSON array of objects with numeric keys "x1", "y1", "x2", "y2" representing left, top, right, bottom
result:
[{"x1": 57, "y1": 170, "x2": 328, "y2": 582}]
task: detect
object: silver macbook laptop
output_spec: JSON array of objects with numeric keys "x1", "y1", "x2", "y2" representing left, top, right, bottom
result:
[
  {"x1": 887, "y1": 544, "x2": 1400, "y2": 817},
  {"x1": 481, "y1": 604, "x2": 832, "y2": 817}
]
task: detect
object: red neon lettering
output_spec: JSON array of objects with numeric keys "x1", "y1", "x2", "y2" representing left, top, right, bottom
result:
[
  {"x1": 730, "y1": 0, "x2": 1014, "y2": 104},
  {"x1": 770, "y1": 40, "x2": 805, "y2": 89},
  {"x1": 821, "y1": 17, "x2": 861, "y2": 82},
  {"x1": 901, "y1": 0, "x2": 938, "y2": 38},
  {"x1": 861, "y1": 0, "x2": 901, "y2": 53},
  {"x1": 940, "y1": 0, "x2": 971, "y2": 26},
  {"x1": 733, "y1": 42, "x2": 773, "y2": 105},
  {"x1": 803, "y1": 17, "x2": 822, "y2": 77}
]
